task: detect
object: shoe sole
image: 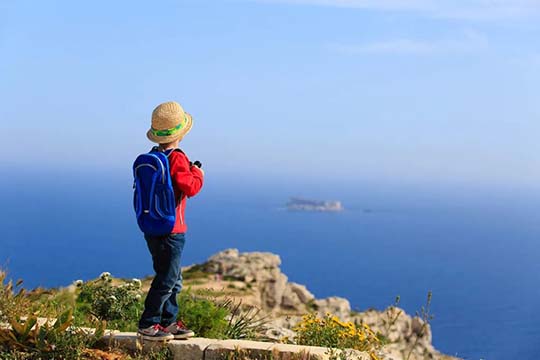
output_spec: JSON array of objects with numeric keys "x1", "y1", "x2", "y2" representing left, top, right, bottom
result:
[
  {"x1": 138, "y1": 333, "x2": 174, "y2": 342},
  {"x1": 173, "y1": 331, "x2": 195, "y2": 340}
]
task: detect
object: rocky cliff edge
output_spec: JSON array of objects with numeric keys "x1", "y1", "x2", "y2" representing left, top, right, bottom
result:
[{"x1": 181, "y1": 249, "x2": 458, "y2": 360}]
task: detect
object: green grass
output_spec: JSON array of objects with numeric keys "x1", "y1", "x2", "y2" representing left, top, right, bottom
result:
[{"x1": 183, "y1": 264, "x2": 210, "y2": 280}]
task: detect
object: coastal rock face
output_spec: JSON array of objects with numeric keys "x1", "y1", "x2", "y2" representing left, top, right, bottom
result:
[
  {"x1": 201, "y1": 249, "x2": 458, "y2": 360},
  {"x1": 288, "y1": 283, "x2": 314, "y2": 304},
  {"x1": 205, "y1": 249, "x2": 282, "y2": 284},
  {"x1": 205, "y1": 249, "x2": 291, "y2": 309},
  {"x1": 352, "y1": 308, "x2": 439, "y2": 360},
  {"x1": 314, "y1": 297, "x2": 352, "y2": 320},
  {"x1": 282, "y1": 283, "x2": 315, "y2": 310}
]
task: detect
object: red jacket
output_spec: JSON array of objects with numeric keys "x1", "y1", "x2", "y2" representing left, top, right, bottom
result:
[{"x1": 167, "y1": 149, "x2": 204, "y2": 233}]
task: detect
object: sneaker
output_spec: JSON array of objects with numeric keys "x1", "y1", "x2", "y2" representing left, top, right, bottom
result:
[
  {"x1": 138, "y1": 324, "x2": 174, "y2": 341},
  {"x1": 164, "y1": 320, "x2": 195, "y2": 339}
]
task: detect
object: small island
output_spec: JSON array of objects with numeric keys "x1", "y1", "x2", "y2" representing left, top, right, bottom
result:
[{"x1": 286, "y1": 197, "x2": 344, "y2": 212}]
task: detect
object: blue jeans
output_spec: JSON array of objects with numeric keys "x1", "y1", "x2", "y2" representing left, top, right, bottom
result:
[{"x1": 139, "y1": 233, "x2": 185, "y2": 329}]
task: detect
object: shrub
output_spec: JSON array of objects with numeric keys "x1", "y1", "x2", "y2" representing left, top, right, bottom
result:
[
  {"x1": 222, "y1": 299, "x2": 268, "y2": 340},
  {"x1": 293, "y1": 313, "x2": 382, "y2": 359},
  {"x1": 0, "y1": 271, "x2": 31, "y2": 322},
  {"x1": 177, "y1": 290, "x2": 229, "y2": 338},
  {"x1": 0, "y1": 309, "x2": 106, "y2": 360},
  {"x1": 177, "y1": 290, "x2": 269, "y2": 340},
  {"x1": 75, "y1": 274, "x2": 143, "y2": 331}
]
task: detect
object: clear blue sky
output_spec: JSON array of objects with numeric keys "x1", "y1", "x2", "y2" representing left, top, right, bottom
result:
[{"x1": 1, "y1": 0, "x2": 539, "y2": 188}]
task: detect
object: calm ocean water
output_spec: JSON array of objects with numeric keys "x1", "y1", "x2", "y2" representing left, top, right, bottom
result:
[{"x1": 2, "y1": 170, "x2": 540, "y2": 360}]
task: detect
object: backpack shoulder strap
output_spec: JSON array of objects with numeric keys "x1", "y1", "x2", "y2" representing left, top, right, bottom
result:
[
  {"x1": 165, "y1": 148, "x2": 185, "y2": 159},
  {"x1": 150, "y1": 147, "x2": 184, "y2": 157}
]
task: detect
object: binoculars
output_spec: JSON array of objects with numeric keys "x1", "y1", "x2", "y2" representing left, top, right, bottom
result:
[{"x1": 191, "y1": 160, "x2": 202, "y2": 169}]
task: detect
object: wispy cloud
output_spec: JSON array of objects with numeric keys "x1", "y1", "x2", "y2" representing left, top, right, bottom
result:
[
  {"x1": 255, "y1": 0, "x2": 540, "y2": 20},
  {"x1": 329, "y1": 30, "x2": 489, "y2": 55}
]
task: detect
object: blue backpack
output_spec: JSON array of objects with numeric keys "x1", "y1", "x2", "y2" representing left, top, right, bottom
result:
[{"x1": 133, "y1": 147, "x2": 177, "y2": 236}]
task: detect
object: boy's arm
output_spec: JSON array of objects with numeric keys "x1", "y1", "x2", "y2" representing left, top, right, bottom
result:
[{"x1": 170, "y1": 152, "x2": 204, "y2": 197}]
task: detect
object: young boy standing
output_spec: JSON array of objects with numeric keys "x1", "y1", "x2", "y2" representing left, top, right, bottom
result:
[{"x1": 137, "y1": 101, "x2": 204, "y2": 341}]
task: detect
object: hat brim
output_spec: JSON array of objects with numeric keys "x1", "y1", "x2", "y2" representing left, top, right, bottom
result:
[{"x1": 146, "y1": 113, "x2": 193, "y2": 144}]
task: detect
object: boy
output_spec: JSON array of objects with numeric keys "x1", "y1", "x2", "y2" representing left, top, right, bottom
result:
[{"x1": 137, "y1": 101, "x2": 204, "y2": 341}]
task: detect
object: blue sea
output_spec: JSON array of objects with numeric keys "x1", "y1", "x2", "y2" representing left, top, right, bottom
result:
[{"x1": 2, "y1": 169, "x2": 540, "y2": 360}]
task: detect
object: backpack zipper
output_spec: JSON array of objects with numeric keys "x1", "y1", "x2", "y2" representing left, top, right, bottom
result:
[
  {"x1": 155, "y1": 195, "x2": 166, "y2": 218},
  {"x1": 134, "y1": 163, "x2": 157, "y2": 173}
]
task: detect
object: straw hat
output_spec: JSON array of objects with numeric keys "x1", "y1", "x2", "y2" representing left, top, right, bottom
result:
[{"x1": 146, "y1": 101, "x2": 193, "y2": 144}]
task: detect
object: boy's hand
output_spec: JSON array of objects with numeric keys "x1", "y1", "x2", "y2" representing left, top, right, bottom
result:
[
  {"x1": 195, "y1": 167, "x2": 205, "y2": 176},
  {"x1": 190, "y1": 161, "x2": 204, "y2": 176},
  {"x1": 189, "y1": 161, "x2": 202, "y2": 169}
]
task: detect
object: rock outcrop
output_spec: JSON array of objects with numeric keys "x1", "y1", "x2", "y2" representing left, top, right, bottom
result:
[
  {"x1": 199, "y1": 249, "x2": 458, "y2": 360},
  {"x1": 352, "y1": 308, "x2": 442, "y2": 360},
  {"x1": 205, "y1": 249, "x2": 294, "y2": 311}
]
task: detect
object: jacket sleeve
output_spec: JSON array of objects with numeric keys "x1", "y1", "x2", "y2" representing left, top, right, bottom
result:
[{"x1": 169, "y1": 152, "x2": 204, "y2": 198}]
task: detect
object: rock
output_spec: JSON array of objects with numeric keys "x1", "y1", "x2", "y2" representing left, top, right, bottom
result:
[
  {"x1": 205, "y1": 249, "x2": 311, "y2": 311},
  {"x1": 199, "y1": 249, "x2": 458, "y2": 360},
  {"x1": 107, "y1": 333, "x2": 363, "y2": 360},
  {"x1": 289, "y1": 282, "x2": 315, "y2": 304},
  {"x1": 267, "y1": 316, "x2": 301, "y2": 332},
  {"x1": 262, "y1": 272, "x2": 288, "y2": 309},
  {"x1": 264, "y1": 324, "x2": 296, "y2": 341},
  {"x1": 205, "y1": 248, "x2": 282, "y2": 283},
  {"x1": 315, "y1": 297, "x2": 352, "y2": 320},
  {"x1": 349, "y1": 307, "x2": 448, "y2": 360},
  {"x1": 203, "y1": 339, "x2": 353, "y2": 360},
  {"x1": 281, "y1": 287, "x2": 302, "y2": 309},
  {"x1": 281, "y1": 282, "x2": 314, "y2": 311},
  {"x1": 411, "y1": 317, "x2": 432, "y2": 343}
]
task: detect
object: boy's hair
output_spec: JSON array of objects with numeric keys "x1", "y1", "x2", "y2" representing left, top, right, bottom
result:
[{"x1": 159, "y1": 139, "x2": 179, "y2": 148}]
